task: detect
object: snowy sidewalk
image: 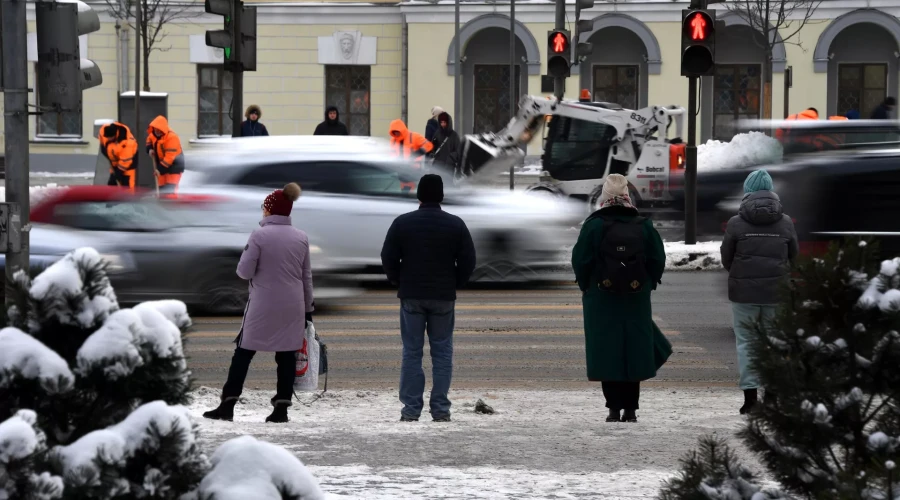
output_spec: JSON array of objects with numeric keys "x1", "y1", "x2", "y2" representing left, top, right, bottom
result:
[{"x1": 190, "y1": 387, "x2": 750, "y2": 499}]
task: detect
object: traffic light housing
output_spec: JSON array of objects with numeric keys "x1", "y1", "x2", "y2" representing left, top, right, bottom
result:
[
  {"x1": 681, "y1": 9, "x2": 716, "y2": 77},
  {"x1": 35, "y1": 0, "x2": 103, "y2": 113},
  {"x1": 205, "y1": 0, "x2": 257, "y2": 71},
  {"x1": 547, "y1": 30, "x2": 571, "y2": 78},
  {"x1": 574, "y1": 0, "x2": 594, "y2": 60}
]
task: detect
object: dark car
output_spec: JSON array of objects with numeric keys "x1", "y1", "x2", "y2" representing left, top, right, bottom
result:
[{"x1": 694, "y1": 149, "x2": 900, "y2": 257}]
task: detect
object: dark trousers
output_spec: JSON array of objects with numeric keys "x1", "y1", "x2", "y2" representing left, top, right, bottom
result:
[
  {"x1": 222, "y1": 347, "x2": 295, "y2": 406},
  {"x1": 399, "y1": 299, "x2": 455, "y2": 419},
  {"x1": 601, "y1": 381, "x2": 640, "y2": 411}
]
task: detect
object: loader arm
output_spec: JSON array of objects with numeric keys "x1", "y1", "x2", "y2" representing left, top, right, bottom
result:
[{"x1": 459, "y1": 95, "x2": 686, "y2": 180}]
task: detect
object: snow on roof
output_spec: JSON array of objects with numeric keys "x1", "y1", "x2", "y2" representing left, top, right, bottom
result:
[
  {"x1": 29, "y1": 248, "x2": 119, "y2": 329},
  {"x1": 198, "y1": 435, "x2": 325, "y2": 500},
  {"x1": 76, "y1": 303, "x2": 188, "y2": 380},
  {"x1": 0, "y1": 328, "x2": 75, "y2": 394},
  {"x1": 119, "y1": 91, "x2": 169, "y2": 97},
  {"x1": 55, "y1": 401, "x2": 196, "y2": 482}
]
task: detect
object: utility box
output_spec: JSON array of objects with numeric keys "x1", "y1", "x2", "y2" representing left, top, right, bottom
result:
[
  {"x1": 118, "y1": 92, "x2": 168, "y2": 188},
  {"x1": 93, "y1": 119, "x2": 114, "y2": 185}
]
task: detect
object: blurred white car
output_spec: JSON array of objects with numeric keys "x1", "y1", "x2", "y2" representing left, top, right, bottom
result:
[{"x1": 182, "y1": 136, "x2": 582, "y2": 282}]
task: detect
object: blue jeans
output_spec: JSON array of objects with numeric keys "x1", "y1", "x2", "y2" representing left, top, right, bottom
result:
[
  {"x1": 399, "y1": 299, "x2": 455, "y2": 419},
  {"x1": 732, "y1": 303, "x2": 776, "y2": 390}
]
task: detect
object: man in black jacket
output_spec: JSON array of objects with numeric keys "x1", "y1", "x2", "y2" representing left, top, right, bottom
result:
[
  {"x1": 314, "y1": 106, "x2": 349, "y2": 135},
  {"x1": 380, "y1": 174, "x2": 476, "y2": 422},
  {"x1": 429, "y1": 112, "x2": 462, "y2": 174}
]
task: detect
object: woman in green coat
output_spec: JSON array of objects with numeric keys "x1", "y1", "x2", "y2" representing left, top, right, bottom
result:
[{"x1": 571, "y1": 174, "x2": 672, "y2": 423}]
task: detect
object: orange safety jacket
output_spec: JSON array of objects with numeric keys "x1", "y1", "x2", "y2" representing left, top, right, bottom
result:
[
  {"x1": 389, "y1": 119, "x2": 433, "y2": 191},
  {"x1": 146, "y1": 115, "x2": 185, "y2": 190},
  {"x1": 811, "y1": 116, "x2": 849, "y2": 150},
  {"x1": 99, "y1": 122, "x2": 135, "y2": 175},
  {"x1": 775, "y1": 108, "x2": 819, "y2": 146},
  {"x1": 107, "y1": 137, "x2": 139, "y2": 190}
]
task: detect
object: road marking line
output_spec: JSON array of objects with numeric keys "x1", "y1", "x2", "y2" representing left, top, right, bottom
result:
[{"x1": 187, "y1": 329, "x2": 682, "y2": 338}]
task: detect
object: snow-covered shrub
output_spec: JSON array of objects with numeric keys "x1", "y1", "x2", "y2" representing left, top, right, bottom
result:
[
  {"x1": 191, "y1": 436, "x2": 325, "y2": 500},
  {"x1": 661, "y1": 239, "x2": 900, "y2": 499},
  {"x1": 0, "y1": 247, "x2": 325, "y2": 499}
]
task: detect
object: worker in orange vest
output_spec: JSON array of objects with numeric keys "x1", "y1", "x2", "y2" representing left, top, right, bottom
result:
[
  {"x1": 146, "y1": 115, "x2": 185, "y2": 194},
  {"x1": 105, "y1": 124, "x2": 139, "y2": 190},
  {"x1": 389, "y1": 119, "x2": 434, "y2": 192},
  {"x1": 812, "y1": 115, "x2": 849, "y2": 150},
  {"x1": 99, "y1": 121, "x2": 135, "y2": 186},
  {"x1": 775, "y1": 108, "x2": 819, "y2": 152}
]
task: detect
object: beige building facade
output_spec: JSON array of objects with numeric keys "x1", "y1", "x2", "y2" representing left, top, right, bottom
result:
[{"x1": 5, "y1": 0, "x2": 900, "y2": 171}]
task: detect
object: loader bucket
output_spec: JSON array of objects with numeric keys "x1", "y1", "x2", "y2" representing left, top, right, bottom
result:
[{"x1": 459, "y1": 135, "x2": 524, "y2": 184}]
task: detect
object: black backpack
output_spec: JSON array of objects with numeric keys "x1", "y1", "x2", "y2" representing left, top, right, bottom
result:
[{"x1": 596, "y1": 217, "x2": 649, "y2": 294}]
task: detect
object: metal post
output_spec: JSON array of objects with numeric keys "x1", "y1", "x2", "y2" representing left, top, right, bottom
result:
[
  {"x1": 783, "y1": 66, "x2": 791, "y2": 119},
  {"x1": 3, "y1": 0, "x2": 31, "y2": 301},
  {"x1": 454, "y1": 0, "x2": 461, "y2": 132},
  {"x1": 509, "y1": 0, "x2": 515, "y2": 191},
  {"x1": 134, "y1": 0, "x2": 142, "y2": 184},
  {"x1": 553, "y1": 0, "x2": 565, "y2": 99},
  {"x1": 231, "y1": 0, "x2": 243, "y2": 137},
  {"x1": 684, "y1": 76, "x2": 698, "y2": 245}
]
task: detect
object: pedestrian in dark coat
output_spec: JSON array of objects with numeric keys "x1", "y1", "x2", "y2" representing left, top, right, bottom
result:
[
  {"x1": 314, "y1": 106, "x2": 350, "y2": 136},
  {"x1": 425, "y1": 106, "x2": 443, "y2": 142},
  {"x1": 721, "y1": 169, "x2": 798, "y2": 415},
  {"x1": 203, "y1": 182, "x2": 315, "y2": 424},
  {"x1": 380, "y1": 174, "x2": 476, "y2": 423},
  {"x1": 571, "y1": 174, "x2": 670, "y2": 423},
  {"x1": 429, "y1": 112, "x2": 462, "y2": 173},
  {"x1": 870, "y1": 97, "x2": 896, "y2": 119},
  {"x1": 240, "y1": 105, "x2": 269, "y2": 136}
]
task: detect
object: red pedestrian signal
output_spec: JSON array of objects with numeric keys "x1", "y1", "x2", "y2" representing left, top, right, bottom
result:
[
  {"x1": 550, "y1": 31, "x2": 569, "y2": 54},
  {"x1": 546, "y1": 29, "x2": 571, "y2": 78},
  {"x1": 681, "y1": 9, "x2": 715, "y2": 77},
  {"x1": 689, "y1": 12, "x2": 708, "y2": 40}
]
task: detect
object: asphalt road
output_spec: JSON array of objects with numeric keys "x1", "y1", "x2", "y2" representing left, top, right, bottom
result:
[{"x1": 186, "y1": 271, "x2": 737, "y2": 391}]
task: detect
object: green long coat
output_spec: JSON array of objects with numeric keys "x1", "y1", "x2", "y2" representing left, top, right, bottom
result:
[{"x1": 571, "y1": 206, "x2": 672, "y2": 382}]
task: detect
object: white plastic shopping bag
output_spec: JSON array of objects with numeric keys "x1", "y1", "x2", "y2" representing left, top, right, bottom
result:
[{"x1": 294, "y1": 321, "x2": 320, "y2": 392}]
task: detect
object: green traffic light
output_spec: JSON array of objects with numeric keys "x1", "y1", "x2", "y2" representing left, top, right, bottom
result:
[{"x1": 224, "y1": 47, "x2": 231, "y2": 59}]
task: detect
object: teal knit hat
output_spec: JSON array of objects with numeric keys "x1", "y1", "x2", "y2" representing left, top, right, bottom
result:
[{"x1": 744, "y1": 169, "x2": 773, "y2": 194}]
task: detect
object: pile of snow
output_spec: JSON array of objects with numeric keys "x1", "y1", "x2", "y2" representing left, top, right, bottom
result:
[
  {"x1": 29, "y1": 247, "x2": 118, "y2": 328},
  {"x1": 698, "y1": 132, "x2": 783, "y2": 172},
  {"x1": 0, "y1": 184, "x2": 68, "y2": 206},
  {"x1": 55, "y1": 402, "x2": 195, "y2": 483},
  {"x1": 0, "y1": 328, "x2": 74, "y2": 393},
  {"x1": 197, "y1": 436, "x2": 325, "y2": 500},
  {"x1": 0, "y1": 409, "x2": 64, "y2": 497},
  {"x1": 665, "y1": 241, "x2": 723, "y2": 271}
]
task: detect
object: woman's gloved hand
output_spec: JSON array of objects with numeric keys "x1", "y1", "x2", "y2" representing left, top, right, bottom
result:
[{"x1": 305, "y1": 312, "x2": 313, "y2": 324}]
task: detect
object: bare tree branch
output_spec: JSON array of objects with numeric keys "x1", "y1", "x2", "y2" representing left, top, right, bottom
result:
[
  {"x1": 103, "y1": 0, "x2": 202, "y2": 90},
  {"x1": 725, "y1": 0, "x2": 823, "y2": 55}
]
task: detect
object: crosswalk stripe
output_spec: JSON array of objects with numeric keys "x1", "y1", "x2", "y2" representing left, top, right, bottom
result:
[{"x1": 186, "y1": 329, "x2": 682, "y2": 338}]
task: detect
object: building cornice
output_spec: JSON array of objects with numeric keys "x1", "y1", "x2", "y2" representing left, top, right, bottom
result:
[{"x1": 23, "y1": 0, "x2": 899, "y2": 26}]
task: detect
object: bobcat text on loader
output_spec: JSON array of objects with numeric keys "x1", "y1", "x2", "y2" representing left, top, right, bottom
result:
[{"x1": 459, "y1": 95, "x2": 687, "y2": 212}]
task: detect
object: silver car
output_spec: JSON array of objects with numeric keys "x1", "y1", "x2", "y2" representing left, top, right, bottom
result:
[
  {"x1": 182, "y1": 136, "x2": 583, "y2": 282},
  {"x1": 11, "y1": 193, "x2": 358, "y2": 314}
]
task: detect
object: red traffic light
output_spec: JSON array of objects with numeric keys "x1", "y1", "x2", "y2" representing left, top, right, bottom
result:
[
  {"x1": 684, "y1": 11, "x2": 712, "y2": 41},
  {"x1": 549, "y1": 31, "x2": 569, "y2": 54}
]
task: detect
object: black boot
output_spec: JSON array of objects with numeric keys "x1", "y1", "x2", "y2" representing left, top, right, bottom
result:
[
  {"x1": 622, "y1": 410, "x2": 637, "y2": 423},
  {"x1": 203, "y1": 398, "x2": 237, "y2": 422},
  {"x1": 740, "y1": 389, "x2": 758, "y2": 415},
  {"x1": 265, "y1": 403, "x2": 290, "y2": 423},
  {"x1": 606, "y1": 409, "x2": 621, "y2": 422}
]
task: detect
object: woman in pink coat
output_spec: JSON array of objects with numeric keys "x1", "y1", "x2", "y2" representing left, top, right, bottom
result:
[{"x1": 203, "y1": 182, "x2": 315, "y2": 423}]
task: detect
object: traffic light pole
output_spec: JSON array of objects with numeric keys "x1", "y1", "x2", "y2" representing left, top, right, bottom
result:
[
  {"x1": 553, "y1": 0, "x2": 565, "y2": 99},
  {"x1": 231, "y1": 0, "x2": 243, "y2": 138},
  {"x1": 3, "y1": 0, "x2": 31, "y2": 302},
  {"x1": 684, "y1": 76, "x2": 698, "y2": 245}
]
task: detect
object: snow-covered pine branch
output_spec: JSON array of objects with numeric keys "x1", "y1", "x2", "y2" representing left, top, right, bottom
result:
[
  {"x1": 0, "y1": 410, "x2": 64, "y2": 500},
  {"x1": 189, "y1": 435, "x2": 325, "y2": 500}
]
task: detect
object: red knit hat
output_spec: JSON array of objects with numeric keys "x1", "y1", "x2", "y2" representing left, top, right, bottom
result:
[{"x1": 263, "y1": 183, "x2": 302, "y2": 216}]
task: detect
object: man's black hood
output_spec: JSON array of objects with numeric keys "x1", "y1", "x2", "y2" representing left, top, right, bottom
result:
[
  {"x1": 437, "y1": 111, "x2": 453, "y2": 130},
  {"x1": 739, "y1": 190, "x2": 784, "y2": 226},
  {"x1": 325, "y1": 106, "x2": 340, "y2": 123}
]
